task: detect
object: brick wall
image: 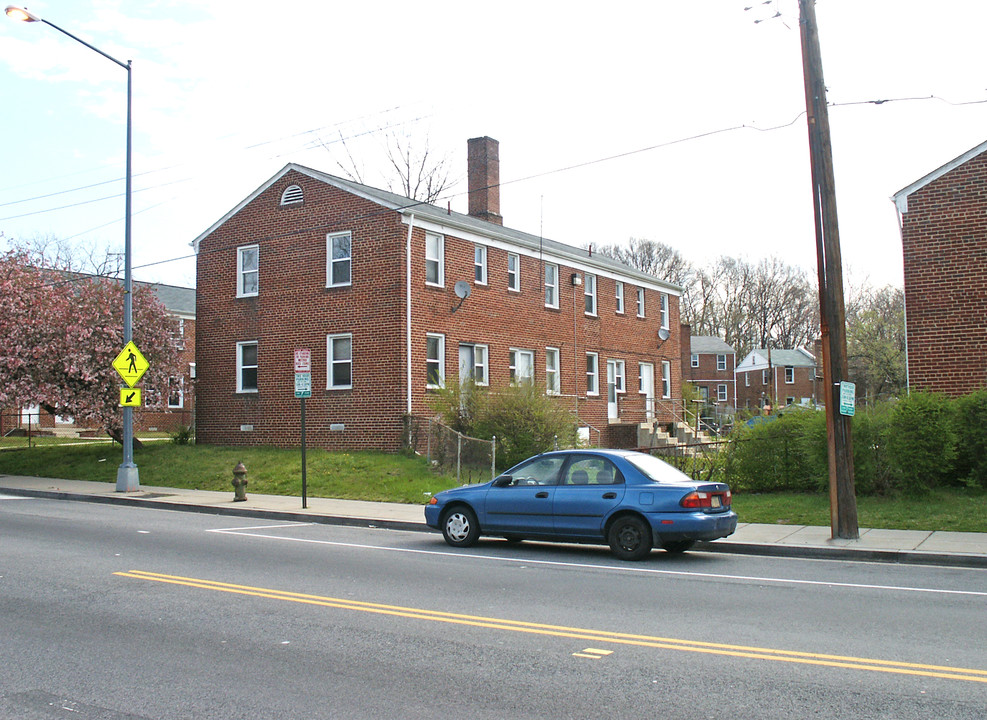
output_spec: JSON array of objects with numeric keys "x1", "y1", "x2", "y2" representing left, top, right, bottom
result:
[
  {"x1": 900, "y1": 150, "x2": 987, "y2": 396},
  {"x1": 736, "y1": 365, "x2": 818, "y2": 411},
  {"x1": 195, "y1": 169, "x2": 682, "y2": 451}
]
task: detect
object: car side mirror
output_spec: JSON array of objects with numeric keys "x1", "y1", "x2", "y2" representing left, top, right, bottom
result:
[{"x1": 492, "y1": 476, "x2": 513, "y2": 487}]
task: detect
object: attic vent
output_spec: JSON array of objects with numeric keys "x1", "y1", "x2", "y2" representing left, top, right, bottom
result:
[{"x1": 280, "y1": 184, "x2": 304, "y2": 206}]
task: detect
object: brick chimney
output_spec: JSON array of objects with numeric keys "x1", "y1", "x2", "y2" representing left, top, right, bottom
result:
[{"x1": 467, "y1": 136, "x2": 503, "y2": 225}]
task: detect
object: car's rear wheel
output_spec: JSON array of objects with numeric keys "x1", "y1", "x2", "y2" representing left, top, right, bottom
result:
[
  {"x1": 607, "y1": 515, "x2": 652, "y2": 560},
  {"x1": 662, "y1": 540, "x2": 695, "y2": 554},
  {"x1": 441, "y1": 506, "x2": 479, "y2": 548}
]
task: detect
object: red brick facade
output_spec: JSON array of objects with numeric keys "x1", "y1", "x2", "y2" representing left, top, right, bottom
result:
[
  {"x1": 735, "y1": 348, "x2": 820, "y2": 412},
  {"x1": 894, "y1": 141, "x2": 987, "y2": 396},
  {"x1": 680, "y1": 331, "x2": 737, "y2": 414},
  {"x1": 194, "y1": 159, "x2": 683, "y2": 451}
]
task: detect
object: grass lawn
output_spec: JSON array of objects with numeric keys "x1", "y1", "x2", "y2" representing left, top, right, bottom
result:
[{"x1": 1, "y1": 442, "x2": 985, "y2": 532}]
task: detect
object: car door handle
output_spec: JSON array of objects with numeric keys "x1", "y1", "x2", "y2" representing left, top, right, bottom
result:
[
  {"x1": 535, "y1": 491, "x2": 549, "y2": 499},
  {"x1": 602, "y1": 492, "x2": 617, "y2": 499}
]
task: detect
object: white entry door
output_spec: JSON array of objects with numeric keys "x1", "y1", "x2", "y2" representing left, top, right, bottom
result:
[{"x1": 639, "y1": 362, "x2": 655, "y2": 419}]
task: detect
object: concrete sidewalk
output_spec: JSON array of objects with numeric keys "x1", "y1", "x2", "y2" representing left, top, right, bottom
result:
[{"x1": 3, "y1": 474, "x2": 987, "y2": 568}]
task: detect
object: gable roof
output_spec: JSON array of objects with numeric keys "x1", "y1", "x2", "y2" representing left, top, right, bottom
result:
[
  {"x1": 737, "y1": 348, "x2": 816, "y2": 370},
  {"x1": 191, "y1": 163, "x2": 683, "y2": 295},
  {"x1": 892, "y1": 139, "x2": 987, "y2": 213},
  {"x1": 690, "y1": 336, "x2": 734, "y2": 354}
]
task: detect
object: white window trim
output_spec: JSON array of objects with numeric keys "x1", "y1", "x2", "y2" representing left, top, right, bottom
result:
[
  {"x1": 507, "y1": 252, "x2": 520, "y2": 292},
  {"x1": 471, "y1": 343, "x2": 490, "y2": 386},
  {"x1": 426, "y1": 333, "x2": 445, "y2": 389},
  {"x1": 167, "y1": 377, "x2": 184, "y2": 409},
  {"x1": 236, "y1": 245, "x2": 259, "y2": 298},
  {"x1": 615, "y1": 281, "x2": 624, "y2": 314},
  {"x1": 474, "y1": 245, "x2": 487, "y2": 285},
  {"x1": 586, "y1": 352, "x2": 599, "y2": 396},
  {"x1": 660, "y1": 292, "x2": 669, "y2": 330},
  {"x1": 638, "y1": 362, "x2": 654, "y2": 394},
  {"x1": 661, "y1": 360, "x2": 672, "y2": 399},
  {"x1": 236, "y1": 341, "x2": 258, "y2": 394},
  {"x1": 510, "y1": 348, "x2": 535, "y2": 385},
  {"x1": 584, "y1": 274, "x2": 597, "y2": 316},
  {"x1": 785, "y1": 366, "x2": 795, "y2": 384},
  {"x1": 326, "y1": 231, "x2": 352, "y2": 288},
  {"x1": 544, "y1": 263, "x2": 559, "y2": 309},
  {"x1": 636, "y1": 288, "x2": 645, "y2": 318},
  {"x1": 327, "y1": 333, "x2": 353, "y2": 390},
  {"x1": 745, "y1": 373, "x2": 750, "y2": 387},
  {"x1": 546, "y1": 347, "x2": 560, "y2": 395},
  {"x1": 609, "y1": 359, "x2": 626, "y2": 394},
  {"x1": 718, "y1": 384, "x2": 729, "y2": 402},
  {"x1": 716, "y1": 354, "x2": 727, "y2": 371},
  {"x1": 425, "y1": 233, "x2": 444, "y2": 287},
  {"x1": 691, "y1": 353, "x2": 699, "y2": 368}
]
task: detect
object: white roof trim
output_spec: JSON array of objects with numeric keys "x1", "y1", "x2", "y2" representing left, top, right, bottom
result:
[{"x1": 892, "y1": 139, "x2": 987, "y2": 214}]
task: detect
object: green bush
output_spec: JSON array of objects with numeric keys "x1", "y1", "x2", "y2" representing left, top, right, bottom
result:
[
  {"x1": 883, "y1": 392, "x2": 956, "y2": 495},
  {"x1": 430, "y1": 381, "x2": 578, "y2": 471},
  {"x1": 723, "y1": 409, "x2": 827, "y2": 492},
  {"x1": 952, "y1": 389, "x2": 987, "y2": 488}
]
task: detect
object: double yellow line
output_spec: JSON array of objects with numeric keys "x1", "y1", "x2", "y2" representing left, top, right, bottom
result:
[{"x1": 116, "y1": 570, "x2": 987, "y2": 684}]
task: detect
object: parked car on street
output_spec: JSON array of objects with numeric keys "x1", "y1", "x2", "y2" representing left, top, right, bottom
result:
[{"x1": 424, "y1": 449, "x2": 737, "y2": 560}]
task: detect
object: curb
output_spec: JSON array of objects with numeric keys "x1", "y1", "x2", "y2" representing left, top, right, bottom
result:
[{"x1": 5, "y1": 485, "x2": 986, "y2": 569}]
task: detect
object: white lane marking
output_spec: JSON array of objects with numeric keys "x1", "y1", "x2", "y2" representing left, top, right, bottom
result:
[
  {"x1": 208, "y1": 522, "x2": 314, "y2": 532},
  {"x1": 207, "y1": 526, "x2": 987, "y2": 598},
  {"x1": 0, "y1": 494, "x2": 32, "y2": 500}
]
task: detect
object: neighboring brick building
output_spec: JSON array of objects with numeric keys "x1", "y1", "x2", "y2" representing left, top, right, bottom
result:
[
  {"x1": 192, "y1": 137, "x2": 684, "y2": 451},
  {"x1": 893, "y1": 140, "x2": 987, "y2": 396},
  {"x1": 681, "y1": 331, "x2": 736, "y2": 417},
  {"x1": 735, "y1": 348, "x2": 819, "y2": 412}
]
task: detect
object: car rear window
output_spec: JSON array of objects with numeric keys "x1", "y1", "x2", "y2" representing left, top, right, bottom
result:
[{"x1": 625, "y1": 453, "x2": 694, "y2": 483}]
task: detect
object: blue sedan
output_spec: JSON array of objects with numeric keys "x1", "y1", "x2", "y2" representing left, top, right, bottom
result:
[{"x1": 425, "y1": 449, "x2": 738, "y2": 560}]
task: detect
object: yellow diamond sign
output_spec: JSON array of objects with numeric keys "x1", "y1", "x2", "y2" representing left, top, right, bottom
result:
[{"x1": 113, "y1": 341, "x2": 149, "y2": 388}]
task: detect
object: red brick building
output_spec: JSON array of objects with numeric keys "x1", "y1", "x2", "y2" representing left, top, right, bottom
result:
[
  {"x1": 893, "y1": 140, "x2": 987, "y2": 396},
  {"x1": 192, "y1": 137, "x2": 684, "y2": 450},
  {"x1": 735, "y1": 347, "x2": 820, "y2": 412},
  {"x1": 680, "y1": 332, "x2": 737, "y2": 419}
]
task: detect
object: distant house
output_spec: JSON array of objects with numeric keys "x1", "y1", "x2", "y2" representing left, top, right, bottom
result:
[
  {"x1": 192, "y1": 137, "x2": 686, "y2": 451},
  {"x1": 0, "y1": 277, "x2": 195, "y2": 437},
  {"x1": 680, "y1": 331, "x2": 736, "y2": 417},
  {"x1": 893, "y1": 139, "x2": 987, "y2": 396},
  {"x1": 735, "y1": 348, "x2": 819, "y2": 411}
]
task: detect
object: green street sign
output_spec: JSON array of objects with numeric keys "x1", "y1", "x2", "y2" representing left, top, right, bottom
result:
[{"x1": 839, "y1": 381, "x2": 856, "y2": 417}]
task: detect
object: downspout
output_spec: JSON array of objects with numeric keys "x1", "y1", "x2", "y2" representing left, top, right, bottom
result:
[
  {"x1": 406, "y1": 214, "x2": 415, "y2": 414},
  {"x1": 892, "y1": 198, "x2": 910, "y2": 394}
]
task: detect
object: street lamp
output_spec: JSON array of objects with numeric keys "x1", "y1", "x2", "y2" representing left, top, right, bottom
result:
[{"x1": 6, "y1": 5, "x2": 139, "y2": 492}]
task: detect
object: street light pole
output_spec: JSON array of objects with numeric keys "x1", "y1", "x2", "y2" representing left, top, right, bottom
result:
[{"x1": 6, "y1": 5, "x2": 139, "y2": 491}]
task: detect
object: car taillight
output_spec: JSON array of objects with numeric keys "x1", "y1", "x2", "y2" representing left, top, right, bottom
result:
[{"x1": 681, "y1": 490, "x2": 731, "y2": 509}]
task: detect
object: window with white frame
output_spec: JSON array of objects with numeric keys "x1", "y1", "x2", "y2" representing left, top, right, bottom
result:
[
  {"x1": 785, "y1": 366, "x2": 795, "y2": 384},
  {"x1": 327, "y1": 334, "x2": 352, "y2": 389},
  {"x1": 474, "y1": 245, "x2": 487, "y2": 285},
  {"x1": 615, "y1": 281, "x2": 624, "y2": 314},
  {"x1": 546, "y1": 347, "x2": 560, "y2": 395},
  {"x1": 661, "y1": 360, "x2": 671, "y2": 398},
  {"x1": 326, "y1": 231, "x2": 352, "y2": 287},
  {"x1": 586, "y1": 352, "x2": 599, "y2": 395},
  {"x1": 167, "y1": 377, "x2": 183, "y2": 408},
  {"x1": 544, "y1": 263, "x2": 559, "y2": 308},
  {"x1": 717, "y1": 354, "x2": 727, "y2": 371},
  {"x1": 584, "y1": 274, "x2": 597, "y2": 315},
  {"x1": 507, "y1": 252, "x2": 520, "y2": 291},
  {"x1": 236, "y1": 341, "x2": 258, "y2": 393},
  {"x1": 691, "y1": 353, "x2": 699, "y2": 368},
  {"x1": 762, "y1": 369, "x2": 770, "y2": 385},
  {"x1": 237, "y1": 245, "x2": 258, "y2": 297},
  {"x1": 786, "y1": 396, "x2": 795, "y2": 406},
  {"x1": 745, "y1": 373, "x2": 750, "y2": 387},
  {"x1": 659, "y1": 292, "x2": 669, "y2": 330},
  {"x1": 425, "y1": 233, "x2": 444, "y2": 286},
  {"x1": 718, "y1": 384, "x2": 728, "y2": 402},
  {"x1": 636, "y1": 287, "x2": 645, "y2": 317},
  {"x1": 509, "y1": 348, "x2": 535, "y2": 384},
  {"x1": 459, "y1": 343, "x2": 488, "y2": 386},
  {"x1": 426, "y1": 334, "x2": 445, "y2": 389}
]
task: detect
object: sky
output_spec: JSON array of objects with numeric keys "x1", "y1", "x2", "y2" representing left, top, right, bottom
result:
[{"x1": 2, "y1": 0, "x2": 986, "y2": 292}]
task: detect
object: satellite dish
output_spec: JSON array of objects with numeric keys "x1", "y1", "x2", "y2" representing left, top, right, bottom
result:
[
  {"x1": 658, "y1": 327, "x2": 671, "y2": 342},
  {"x1": 452, "y1": 280, "x2": 472, "y2": 312}
]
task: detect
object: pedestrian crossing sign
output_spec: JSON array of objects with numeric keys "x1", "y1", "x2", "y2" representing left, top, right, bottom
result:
[
  {"x1": 120, "y1": 387, "x2": 142, "y2": 407},
  {"x1": 112, "y1": 341, "x2": 149, "y2": 387}
]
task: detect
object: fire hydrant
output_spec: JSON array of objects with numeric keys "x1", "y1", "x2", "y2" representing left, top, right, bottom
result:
[{"x1": 232, "y1": 461, "x2": 248, "y2": 502}]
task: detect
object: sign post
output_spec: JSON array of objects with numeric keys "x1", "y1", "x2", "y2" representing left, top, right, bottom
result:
[
  {"x1": 294, "y1": 349, "x2": 312, "y2": 508},
  {"x1": 112, "y1": 341, "x2": 150, "y2": 491}
]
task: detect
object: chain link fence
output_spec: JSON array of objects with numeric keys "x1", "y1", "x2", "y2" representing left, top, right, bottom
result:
[{"x1": 404, "y1": 415, "x2": 497, "y2": 485}]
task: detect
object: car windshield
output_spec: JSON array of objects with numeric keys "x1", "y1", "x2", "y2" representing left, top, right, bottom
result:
[{"x1": 624, "y1": 453, "x2": 694, "y2": 484}]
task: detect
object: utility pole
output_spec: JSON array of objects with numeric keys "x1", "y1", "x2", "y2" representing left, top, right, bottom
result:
[{"x1": 798, "y1": 0, "x2": 859, "y2": 539}]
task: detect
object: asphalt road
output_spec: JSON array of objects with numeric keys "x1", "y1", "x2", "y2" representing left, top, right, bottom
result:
[{"x1": 2, "y1": 495, "x2": 986, "y2": 719}]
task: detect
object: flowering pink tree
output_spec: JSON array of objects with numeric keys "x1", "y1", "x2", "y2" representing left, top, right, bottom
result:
[{"x1": 0, "y1": 248, "x2": 183, "y2": 443}]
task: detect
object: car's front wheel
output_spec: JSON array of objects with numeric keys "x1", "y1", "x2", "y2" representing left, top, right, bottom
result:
[
  {"x1": 607, "y1": 515, "x2": 652, "y2": 560},
  {"x1": 441, "y1": 506, "x2": 479, "y2": 548}
]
